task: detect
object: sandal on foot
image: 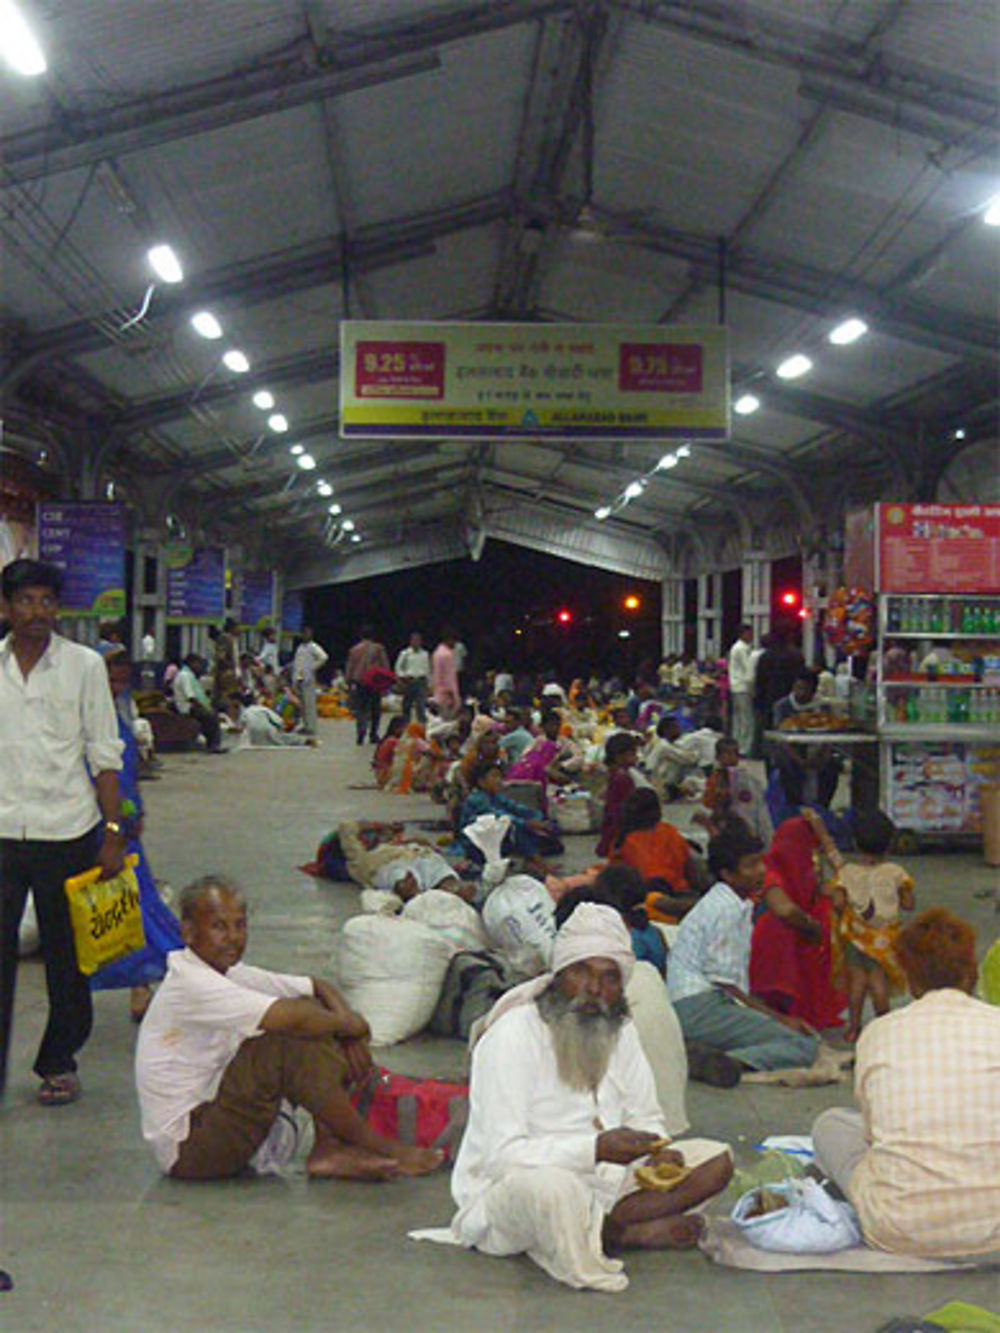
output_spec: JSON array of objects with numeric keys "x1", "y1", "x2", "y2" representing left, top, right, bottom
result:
[{"x1": 38, "y1": 1073, "x2": 81, "y2": 1106}]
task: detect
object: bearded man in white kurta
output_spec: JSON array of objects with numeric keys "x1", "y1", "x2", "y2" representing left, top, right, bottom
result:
[{"x1": 450, "y1": 903, "x2": 732, "y2": 1292}]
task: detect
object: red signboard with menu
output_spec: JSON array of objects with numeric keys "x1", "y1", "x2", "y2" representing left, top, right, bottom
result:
[{"x1": 876, "y1": 503, "x2": 1000, "y2": 594}]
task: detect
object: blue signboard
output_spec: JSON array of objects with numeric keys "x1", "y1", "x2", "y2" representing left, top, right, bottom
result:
[
  {"x1": 282, "y1": 589, "x2": 304, "y2": 634},
  {"x1": 240, "y1": 570, "x2": 274, "y2": 629},
  {"x1": 166, "y1": 546, "x2": 226, "y2": 623},
  {"x1": 38, "y1": 502, "x2": 126, "y2": 617}
]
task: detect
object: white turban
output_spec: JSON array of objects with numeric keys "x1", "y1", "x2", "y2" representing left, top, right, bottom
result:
[
  {"x1": 551, "y1": 902, "x2": 634, "y2": 985},
  {"x1": 471, "y1": 902, "x2": 635, "y2": 1047}
]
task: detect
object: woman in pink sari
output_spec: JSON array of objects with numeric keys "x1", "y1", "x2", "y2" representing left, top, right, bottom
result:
[
  {"x1": 504, "y1": 710, "x2": 574, "y2": 812},
  {"x1": 749, "y1": 810, "x2": 846, "y2": 1031}
]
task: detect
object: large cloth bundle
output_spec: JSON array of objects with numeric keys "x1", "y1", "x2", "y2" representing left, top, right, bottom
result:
[
  {"x1": 335, "y1": 915, "x2": 456, "y2": 1045},
  {"x1": 402, "y1": 889, "x2": 489, "y2": 953},
  {"x1": 481, "y1": 874, "x2": 556, "y2": 978},
  {"x1": 551, "y1": 788, "x2": 598, "y2": 834},
  {"x1": 731, "y1": 1178, "x2": 862, "y2": 1253}
]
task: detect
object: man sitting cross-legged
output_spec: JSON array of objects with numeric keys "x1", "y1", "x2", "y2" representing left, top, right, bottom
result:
[
  {"x1": 135, "y1": 875, "x2": 443, "y2": 1181},
  {"x1": 666, "y1": 823, "x2": 819, "y2": 1080},
  {"x1": 449, "y1": 902, "x2": 732, "y2": 1293}
]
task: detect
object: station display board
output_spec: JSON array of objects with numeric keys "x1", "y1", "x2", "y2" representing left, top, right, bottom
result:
[
  {"x1": 38, "y1": 502, "x2": 126, "y2": 617},
  {"x1": 166, "y1": 546, "x2": 226, "y2": 624},
  {"x1": 240, "y1": 570, "x2": 275, "y2": 630},
  {"x1": 340, "y1": 321, "x2": 729, "y2": 441},
  {"x1": 281, "y1": 589, "x2": 304, "y2": 634},
  {"x1": 877, "y1": 503, "x2": 1000, "y2": 594}
]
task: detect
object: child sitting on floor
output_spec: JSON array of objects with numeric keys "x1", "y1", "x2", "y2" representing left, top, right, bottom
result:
[
  {"x1": 595, "y1": 731, "x2": 639, "y2": 857},
  {"x1": 611, "y1": 787, "x2": 702, "y2": 923},
  {"x1": 825, "y1": 810, "x2": 915, "y2": 1042},
  {"x1": 373, "y1": 716, "x2": 406, "y2": 787},
  {"x1": 697, "y1": 736, "x2": 773, "y2": 843}
]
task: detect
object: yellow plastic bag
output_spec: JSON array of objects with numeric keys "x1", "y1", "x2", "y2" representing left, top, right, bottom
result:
[
  {"x1": 64, "y1": 855, "x2": 145, "y2": 976},
  {"x1": 977, "y1": 939, "x2": 1000, "y2": 1007}
]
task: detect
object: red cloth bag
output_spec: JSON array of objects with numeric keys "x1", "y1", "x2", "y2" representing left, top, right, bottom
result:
[{"x1": 352, "y1": 1070, "x2": 469, "y2": 1162}]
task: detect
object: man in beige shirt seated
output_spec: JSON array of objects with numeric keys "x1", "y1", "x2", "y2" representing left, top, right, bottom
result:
[
  {"x1": 135, "y1": 874, "x2": 443, "y2": 1181},
  {"x1": 813, "y1": 908, "x2": 1000, "y2": 1259}
]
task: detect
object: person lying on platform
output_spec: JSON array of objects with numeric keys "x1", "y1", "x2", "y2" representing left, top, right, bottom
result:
[
  {"x1": 223, "y1": 695, "x2": 317, "y2": 748},
  {"x1": 448, "y1": 903, "x2": 732, "y2": 1293},
  {"x1": 370, "y1": 851, "x2": 477, "y2": 904},
  {"x1": 135, "y1": 874, "x2": 443, "y2": 1181}
]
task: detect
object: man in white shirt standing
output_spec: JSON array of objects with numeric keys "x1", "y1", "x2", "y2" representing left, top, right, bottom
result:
[
  {"x1": 727, "y1": 623, "x2": 756, "y2": 757},
  {"x1": 449, "y1": 903, "x2": 732, "y2": 1292},
  {"x1": 394, "y1": 630, "x2": 430, "y2": 725},
  {"x1": 136, "y1": 875, "x2": 443, "y2": 1181},
  {"x1": 292, "y1": 626, "x2": 329, "y2": 736},
  {"x1": 0, "y1": 559, "x2": 125, "y2": 1104},
  {"x1": 256, "y1": 627, "x2": 279, "y2": 674}
]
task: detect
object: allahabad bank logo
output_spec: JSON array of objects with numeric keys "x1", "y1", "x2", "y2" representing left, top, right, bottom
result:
[{"x1": 886, "y1": 506, "x2": 907, "y2": 526}]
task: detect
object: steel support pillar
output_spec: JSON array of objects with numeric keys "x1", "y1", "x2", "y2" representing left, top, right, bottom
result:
[
  {"x1": 697, "y1": 572, "x2": 722, "y2": 661},
  {"x1": 741, "y1": 553, "x2": 771, "y2": 645},
  {"x1": 660, "y1": 575, "x2": 685, "y2": 657}
]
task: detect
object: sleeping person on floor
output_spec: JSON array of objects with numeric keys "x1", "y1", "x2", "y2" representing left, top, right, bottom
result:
[
  {"x1": 135, "y1": 875, "x2": 443, "y2": 1182},
  {"x1": 448, "y1": 902, "x2": 732, "y2": 1293}
]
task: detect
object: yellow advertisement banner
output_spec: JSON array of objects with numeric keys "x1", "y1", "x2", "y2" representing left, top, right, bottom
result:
[{"x1": 339, "y1": 321, "x2": 729, "y2": 441}]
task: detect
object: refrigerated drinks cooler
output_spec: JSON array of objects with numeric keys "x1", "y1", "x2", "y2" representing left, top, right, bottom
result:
[{"x1": 873, "y1": 504, "x2": 1000, "y2": 844}]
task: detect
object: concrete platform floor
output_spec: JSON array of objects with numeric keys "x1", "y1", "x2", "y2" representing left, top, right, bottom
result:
[{"x1": 2, "y1": 719, "x2": 998, "y2": 1332}]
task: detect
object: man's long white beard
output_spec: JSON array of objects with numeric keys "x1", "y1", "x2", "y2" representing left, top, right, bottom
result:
[{"x1": 536, "y1": 983, "x2": 629, "y2": 1094}]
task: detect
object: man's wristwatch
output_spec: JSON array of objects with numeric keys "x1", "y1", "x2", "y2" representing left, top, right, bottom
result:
[{"x1": 103, "y1": 820, "x2": 123, "y2": 837}]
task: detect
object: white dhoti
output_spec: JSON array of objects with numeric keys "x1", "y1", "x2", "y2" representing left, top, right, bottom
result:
[
  {"x1": 478, "y1": 1166, "x2": 629, "y2": 1292},
  {"x1": 453, "y1": 1138, "x2": 731, "y2": 1293}
]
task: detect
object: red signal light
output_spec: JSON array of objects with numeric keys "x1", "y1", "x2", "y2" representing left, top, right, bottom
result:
[
  {"x1": 557, "y1": 609, "x2": 572, "y2": 625},
  {"x1": 779, "y1": 590, "x2": 800, "y2": 608}
]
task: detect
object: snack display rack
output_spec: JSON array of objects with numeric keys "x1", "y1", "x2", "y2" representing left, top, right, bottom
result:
[{"x1": 872, "y1": 503, "x2": 1000, "y2": 844}]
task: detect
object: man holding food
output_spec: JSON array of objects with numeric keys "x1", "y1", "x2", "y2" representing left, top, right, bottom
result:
[{"x1": 447, "y1": 903, "x2": 732, "y2": 1292}]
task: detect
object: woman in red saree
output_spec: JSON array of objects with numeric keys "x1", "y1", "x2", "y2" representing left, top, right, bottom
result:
[{"x1": 750, "y1": 811, "x2": 845, "y2": 1030}]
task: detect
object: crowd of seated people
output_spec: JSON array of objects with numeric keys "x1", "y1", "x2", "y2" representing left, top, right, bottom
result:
[{"x1": 11, "y1": 585, "x2": 993, "y2": 1300}]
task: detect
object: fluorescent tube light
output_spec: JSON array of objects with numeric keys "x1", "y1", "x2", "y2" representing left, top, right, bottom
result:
[
  {"x1": 147, "y1": 244, "x2": 183, "y2": 284},
  {"x1": 776, "y1": 353, "x2": 812, "y2": 380},
  {"x1": 223, "y1": 349, "x2": 250, "y2": 373},
  {"x1": 0, "y1": 0, "x2": 47, "y2": 75},
  {"x1": 190, "y1": 311, "x2": 222, "y2": 340},
  {"x1": 828, "y1": 318, "x2": 868, "y2": 346}
]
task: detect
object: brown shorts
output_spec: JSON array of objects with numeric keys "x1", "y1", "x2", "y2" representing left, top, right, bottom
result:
[{"x1": 171, "y1": 1031, "x2": 348, "y2": 1180}]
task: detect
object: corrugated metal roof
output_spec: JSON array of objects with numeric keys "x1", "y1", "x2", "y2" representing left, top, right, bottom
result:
[
  {"x1": 1, "y1": 0, "x2": 994, "y2": 574},
  {"x1": 334, "y1": 26, "x2": 533, "y2": 223},
  {"x1": 46, "y1": 0, "x2": 302, "y2": 97}
]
